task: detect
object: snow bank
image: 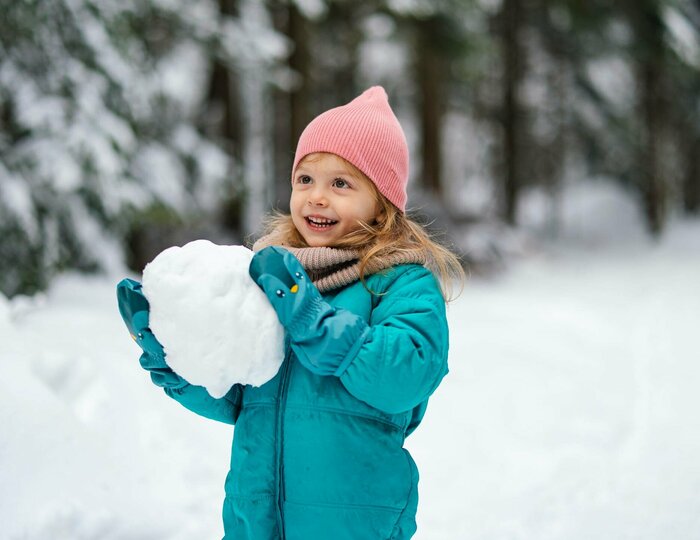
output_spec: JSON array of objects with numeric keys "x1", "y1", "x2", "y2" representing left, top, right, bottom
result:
[
  {"x1": 0, "y1": 275, "x2": 177, "y2": 539},
  {"x1": 2, "y1": 215, "x2": 699, "y2": 539},
  {"x1": 142, "y1": 240, "x2": 285, "y2": 397}
]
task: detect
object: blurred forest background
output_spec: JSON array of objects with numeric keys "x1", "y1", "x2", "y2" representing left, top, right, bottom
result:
[{"x1": 1, "y1": 0, "x2": 699, "y2": 299}]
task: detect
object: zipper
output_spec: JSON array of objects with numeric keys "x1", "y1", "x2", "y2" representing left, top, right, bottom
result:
[{"x1": 275, "y1": 344, "x2": 293, "y2": 539}]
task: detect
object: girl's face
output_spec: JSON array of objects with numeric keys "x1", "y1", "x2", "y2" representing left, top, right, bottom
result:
[{"x1": 290, "y1": 152, "x2": 382, "y2": 247}]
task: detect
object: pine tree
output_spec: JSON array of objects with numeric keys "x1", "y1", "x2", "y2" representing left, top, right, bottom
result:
[{"x1": 0, "y1": 0, "x2": 286, "y2": 297}]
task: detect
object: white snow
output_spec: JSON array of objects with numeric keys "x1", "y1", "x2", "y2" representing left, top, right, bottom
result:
[
  {"x1": 585, "y1": 56, "x2": 635, "y2": 113},
  {"x1": 142, "y1": 240, "x2": 285, "y2": 397},
  {"x1": 408, "y1": 216, "x2": 700, "y2": 539},
  {"x1": 519, "y1": 176, "x2": 646, "y2": 244},
  {"x1": 663, "y1": 7, "x2": 700, "y2": 69},
  {"x1": 290, "y1": 0, "x2": 327, "y2": 20},
  {"x1": 0, "y1": 165, "x2": 38, "y2": 239},
  {"x1": 1, "y1": 188, "x2": 699, "y2": 538},
  {"x1": 131, "y1": 143, "x2": 190, "y2": 212},
  {"x1": 387, "y1": 0, "x2": 435, "y2": 17}
]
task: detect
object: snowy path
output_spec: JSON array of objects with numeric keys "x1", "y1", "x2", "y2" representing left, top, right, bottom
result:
[{"x1": 1, "y1": 220, "x2": 699, "y2": 539}]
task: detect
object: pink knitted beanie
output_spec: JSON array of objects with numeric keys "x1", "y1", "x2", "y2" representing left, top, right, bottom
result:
[{"x1": 292, "y1": 86, "x2": 409, "y2": 212}]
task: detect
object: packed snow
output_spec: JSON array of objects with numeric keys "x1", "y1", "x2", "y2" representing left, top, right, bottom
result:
[
  {"x1": 141, "y1": 240, "x2": 285, "y2": 397},
  {"x1": 1, "y1": 202, "x2": 699, "y2": 539}
]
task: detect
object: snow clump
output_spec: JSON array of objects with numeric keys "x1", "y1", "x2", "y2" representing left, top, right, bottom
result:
[{"x1": 142, "y1": 240, "x2": 284, "y2": 397}]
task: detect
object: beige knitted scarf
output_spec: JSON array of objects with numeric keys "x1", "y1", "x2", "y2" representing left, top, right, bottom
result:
[{"x1": 252, "y1": 231, "x2": 426, "y2": 293}]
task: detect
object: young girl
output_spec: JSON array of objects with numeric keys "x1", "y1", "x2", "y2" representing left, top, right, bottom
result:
[{"x1": 117, "y1": 86, "x2": 464, "y2": 539}]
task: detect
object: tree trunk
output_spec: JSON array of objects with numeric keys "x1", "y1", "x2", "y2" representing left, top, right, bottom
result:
[
  {"x1": 326, "y1": 2, "x2": 360, "y2": 105},
  {"x1": 640, "y1": 27, "x2": 666, "y2": 236},
  {"x1": 500, "y1": 0, "x2": 523, "y2": 225},
  {"x1": 684, "y1": 136, "x2": 700, "y2": 214},
  {"x1": 628, "y1": 0, "x2": 667, "y2": 236},
  {"x1": 202, "y1": 0, "x2": 243, "y2": 234},
  {"x1": 204, "y1": 0, "x2": 242, "y2": 159},
  {"x1": 239, "y1": 2, "x2": 275, "y2": 237},
  {"x1": 545, "y1": 54, "x2": 568, "y2": 240},
  {"x1": 288, "y1": 4, "x2": 311, "y2": 153},
  {"x1": 416, "y1": 16, "x2": 446, "y2": 198}
]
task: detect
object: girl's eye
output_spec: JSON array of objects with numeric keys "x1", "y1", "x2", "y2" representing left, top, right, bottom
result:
[
  {"x1": 333, "y1": 178, "x2": 349, "y2": 189},
  {"x1": 298, "y1": 175, "x2": 312, "y2": 184}
]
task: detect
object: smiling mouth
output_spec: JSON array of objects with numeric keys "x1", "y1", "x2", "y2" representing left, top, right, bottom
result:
[{"x1": 305, "y1": 216, "x2": 338, "y2": 230}]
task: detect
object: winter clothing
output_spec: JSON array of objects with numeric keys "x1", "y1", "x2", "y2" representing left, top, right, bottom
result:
[
  {"x1": 117, "y1": 253, "x2": 449, "y2": 539},
  {"x1": 293, "y1": 86, "x2": 410, "y2": 212},
  {"x1": 215, "y1": 261, "x2": 446, "y2": 539},
  {"x1": 252, "y1": 232, "x2": 426, "y2": 293}
]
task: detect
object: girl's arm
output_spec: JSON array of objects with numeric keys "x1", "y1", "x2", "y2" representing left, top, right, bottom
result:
[
  {"x1": 337, "y1": 265, "x2": 449, "y2": 414},
  {"x1": 163, "y1": 382, "x2": 243, "y2": 425},
  {"x1": 250, "y1": 248, "x2": 449, "y2": 415}
]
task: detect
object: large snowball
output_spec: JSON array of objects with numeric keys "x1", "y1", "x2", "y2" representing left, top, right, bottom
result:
[{"x1": 142, "y1": 240, "x2": 285, "y2": 398}]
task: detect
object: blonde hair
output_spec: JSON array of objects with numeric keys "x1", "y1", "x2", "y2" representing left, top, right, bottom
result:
[{"x1": 259, "y1": 155, "x2": 466, "y2": 302}]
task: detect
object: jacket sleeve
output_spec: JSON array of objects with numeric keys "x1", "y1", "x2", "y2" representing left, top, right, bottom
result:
[
  {"x1": 163, "y1": 382, "x2": 243, "y2": 425},
  {"x1": 337, "y1": 265, "x2": 449, "y2": 414}
]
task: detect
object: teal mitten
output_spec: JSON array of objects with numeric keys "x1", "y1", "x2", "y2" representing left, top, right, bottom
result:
[
  {"x1": 116, "y1": 278, "x2": 187, "y2": 389},
  {"x1": 249, "y1": 246, "x2": 369, "y2": 377}
]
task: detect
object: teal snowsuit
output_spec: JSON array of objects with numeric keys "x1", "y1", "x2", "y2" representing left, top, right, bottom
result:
[{"x1": 160, "y1": 264, "x2": 448, "y2": 539}]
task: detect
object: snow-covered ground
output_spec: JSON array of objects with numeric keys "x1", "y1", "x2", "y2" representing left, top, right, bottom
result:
[
  {"x1": 2, "y1": 202, "x2": 699, "y2": 539},
  {"x1": 411, "y1": 216, "x2": 700, "y2": 539}
]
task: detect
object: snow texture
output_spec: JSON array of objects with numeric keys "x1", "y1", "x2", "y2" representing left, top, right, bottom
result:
[
  {"x1": 142, "y1": 240, "x2": 285, "y2": 397},
  {"x1": 663, "y1": 6, "x2": 700, "y2": 69}
]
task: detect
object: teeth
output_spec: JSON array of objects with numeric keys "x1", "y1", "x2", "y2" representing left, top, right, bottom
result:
[{"x1": 307, "y1": 216, "x2": 337, "y2": 225}]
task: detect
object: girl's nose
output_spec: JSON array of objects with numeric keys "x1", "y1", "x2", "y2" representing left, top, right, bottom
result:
[{"x1": 307, "y1": 188, "x2": 328, "y2": 207}]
